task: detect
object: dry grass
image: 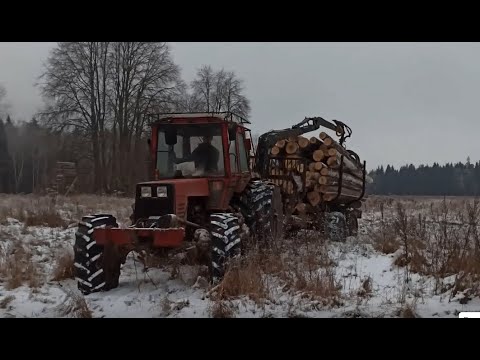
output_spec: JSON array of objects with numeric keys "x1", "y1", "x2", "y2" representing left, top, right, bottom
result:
[
  {"x1": 51, "y1": 250, "x2": 75, "y2": 281},
  {"x1": 368, "y1": 196, "x2": 480, "y2": 299},
  {"x1": 396, "y1": 301, "x2": 418, "y2": 318},
  {"x1": 57, "y1": 289, "x2": 92, "y2": 318},
  {"x1": 0, "y1": 241, "x2": 42, "y2": 290},
  {"x1": 0, "y1": 193, "x2": 134, "y2": 228},
  {"x1": 209, "y1": 300, "x2": 234, "y2": 318},
  {"x1": 212, "y1": 232, "x2": 342, "y2": 309},
  {"x1": 0, "y1": 295, "x2": 15, "y2": 309},
  {"x1": 0, "y1": 195, "x2": 66, "y2": 227},
  {"x1": 216, "y1": 255, "x2": 267, "y2": 304}
]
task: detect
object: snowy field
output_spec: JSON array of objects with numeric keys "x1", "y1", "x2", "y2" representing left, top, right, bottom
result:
[{"x1": 1, "y1": 194, "x2": 480, "y2": 318}]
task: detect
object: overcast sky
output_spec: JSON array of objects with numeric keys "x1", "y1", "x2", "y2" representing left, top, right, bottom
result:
[{"x1": 1, "y1": 42, "x2": 480, "y2": 170}]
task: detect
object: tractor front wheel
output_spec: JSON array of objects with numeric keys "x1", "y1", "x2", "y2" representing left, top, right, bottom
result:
[
  {"x1": 73, "y1": 214, "x2": 122, "y2": 295},
  {"x1": 210, "y1": 213, "x2": 241, "y2": 284}
]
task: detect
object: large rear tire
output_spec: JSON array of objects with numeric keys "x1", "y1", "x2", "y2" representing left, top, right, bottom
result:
[
  {"x1": 210, "y1": 213, "x2": 241, "y2": 284},
  {"x1": 235, "y1": 180, "x2": 279, "y2": 245},
  {"x1": 73, "y1": 214, "x2": 121, "y2": 295}
]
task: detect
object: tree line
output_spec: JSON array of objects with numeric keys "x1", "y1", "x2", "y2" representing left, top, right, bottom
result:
[
  {"x1": 0, "y1": 42, "x2": 251, "y2": 194},
  {"x1": 367, "y1": 159, "x2": 480, "y2": 196}
]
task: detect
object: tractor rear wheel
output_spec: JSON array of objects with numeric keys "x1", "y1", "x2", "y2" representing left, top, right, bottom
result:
[
  {"x1": 235, "y1": 180, "x2": 278, "y2": 245},
  {"x1": 210, "y1": 213, "x2": 241, "y2": 284},
  {"x1": 73, "y1": 214, "x2": 121, "y2": 295}
]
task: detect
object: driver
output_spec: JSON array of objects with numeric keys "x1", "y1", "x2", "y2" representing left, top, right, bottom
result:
[{"x1": 173, "y1": 136, "x2": 219, "y2": 173}]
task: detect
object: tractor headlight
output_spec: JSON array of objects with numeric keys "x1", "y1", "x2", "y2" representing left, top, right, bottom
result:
[
  {"x1": 140, "y1": 186, "x2": 152, "y2": 198},
  {"x1": 156, "y1": 186, "x2": 168, "y2": 198}
]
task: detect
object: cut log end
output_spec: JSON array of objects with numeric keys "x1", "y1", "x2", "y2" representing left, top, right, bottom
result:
[
  {"x1": 285, "y1": 141, "x2": 299, "y2": 154},
  {"x1": 307, "y1": 191, "x2": 321, "y2": 207},
  {"x1": 313, "y1": 150, "x2": 325, "y2": 162},
  {"x1": 275, "y1": 139, "x2": 286, "y2": 148},
  {"x1": 297, "y1": 136, "x2": 310, "y2": 149},
  {"x1": 271, "y1": 146, "x2": 280, "y2": 155}
]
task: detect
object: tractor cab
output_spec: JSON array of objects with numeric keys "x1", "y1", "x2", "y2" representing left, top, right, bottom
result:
[
  {"x1": 133, "y1": 113, "x2": 254, "y2": 223},
  {"x1": 148, "y1": 112, "x2": 253, "y2": 180}
]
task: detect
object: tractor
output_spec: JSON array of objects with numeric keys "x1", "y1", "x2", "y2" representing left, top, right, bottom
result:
[{"x1": 73, "y1": 112, "x2": 365, "y2": 295}]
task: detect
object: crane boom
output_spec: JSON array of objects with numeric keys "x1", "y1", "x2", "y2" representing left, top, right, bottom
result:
[{"x1": 254, "y1": 116, "x2": 352, "y2": 177}]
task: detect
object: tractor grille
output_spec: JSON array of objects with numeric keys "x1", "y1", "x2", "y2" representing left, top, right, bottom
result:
[{"x1": 134, "y1": 184, "x2": 174, "y2": 220}]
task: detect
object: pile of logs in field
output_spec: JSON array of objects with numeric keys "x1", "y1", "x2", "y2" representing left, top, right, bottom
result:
[{"x1": 268, "y1": 132, "x2": 372, "y2": 211}]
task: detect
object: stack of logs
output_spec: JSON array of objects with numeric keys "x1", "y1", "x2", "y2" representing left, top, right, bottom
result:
[
  {"x1": 46, "y1": 161, "x2": 77, "y2": 195},
  {"x1": 269, "y1": 132, "x2": 371, "y2": 212}
]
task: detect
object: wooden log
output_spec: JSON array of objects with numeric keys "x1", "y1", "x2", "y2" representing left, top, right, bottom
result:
[
  {"x1": 313, "y1": 150, "x2": 326, "y2": 162},
  {"x1": 295, "y1": 202, "x2": 307, "y2": 214},
  {"x1": 285, "y1": 141, "x2": 299, "y2": 154},
  {"x1": 271, "y1": 146, "x2": 281, "y2": 155},
  {"x1": 307, "y1": 191, "x2": 321, "y2": 206},
  {"x1": 297, "y1": 136, "x2": 310, "y2": 149},
  {"x1": 319, "y1": 174, "x2": 364, "y2": 187},
  {"x1": 319, "y1": 185, "x2": 362, "y2": 197},
  {"x1": 322, "y1": 137, "x2": 333, "y2": 146},
  {"x1": 275, "y1": 139, "x2": 286, "y2": 148},
  {"x1": 314, "y1": 162, "x2": 324, "y2": 171},
  {"x1": 319, "y1": 132, "x2": 328, "y2": 140},
  {"x1": 327, "y1": 148, "x2": 337, "y2": 157},
  {"x1": 308, "y1": 162, "x2": 316, "y2": 172},
  {"x1": 326, "y1": 156, "x2": 366, "y2": 178},
  {"x1": 310, "y1": 137, "x2": 321, "y2": 145},
  {"x1": 320, "y1": 163, "x2": 373, "y2": 183},
  {"x1": 319, "y1": 184, "x2": 362, "y2": 194},
  {"x1": 327, "y1": 156, "x2": 338, "y2": 168},
  {"x1": 322, "y1": 134, "x2": 363, "y2": 172}
]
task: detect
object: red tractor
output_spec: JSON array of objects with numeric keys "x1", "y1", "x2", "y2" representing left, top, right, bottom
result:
[
  {"x1": 74, "y1": 112, "x2": 282, "y2": 294},
  {"x1": 74, "y1": 112, "x2": 364, "y2": 295}
]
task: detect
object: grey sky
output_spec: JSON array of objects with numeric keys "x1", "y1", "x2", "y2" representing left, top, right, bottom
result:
[{"x1": 1, "y1": 42, "x2": 480, "y2": 170}]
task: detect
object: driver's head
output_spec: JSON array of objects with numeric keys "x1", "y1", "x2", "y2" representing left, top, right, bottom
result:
[{"x1": 202, "y1": 135, "x2": 213, "y2": 144}]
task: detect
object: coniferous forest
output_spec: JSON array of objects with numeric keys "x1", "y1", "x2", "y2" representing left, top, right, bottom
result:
[{"x1": 367, "y1": 159, "x2": 480, "y2": 196}]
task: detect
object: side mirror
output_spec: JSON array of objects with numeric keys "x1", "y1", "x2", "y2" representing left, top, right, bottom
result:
[
  {"x1": 165, "y1": 128, "x2": 177, "y2": 146},
  {"x1": 245, "y1": 138, "x2": 252, "y2": 150}
]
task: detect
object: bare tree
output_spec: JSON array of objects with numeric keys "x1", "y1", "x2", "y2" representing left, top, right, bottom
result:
[
  {"x1": 191, "y1": 66, "x2": 250, "y2": 118},
  {"x1": 107, "y1": 42, "x2": 182, "y2": 191},
  {"x1": 38, "y1": 42, "x2": 113, "y2": 192},
  {"x1": 37, "y1": 42, "x2": 184, "y2": 193},
  {"x1": 191, "y1": 65, "x2": 215, "y2": 112},
  {"x1": 221, "y1": 70, "x2": 250, "y2": 118}
]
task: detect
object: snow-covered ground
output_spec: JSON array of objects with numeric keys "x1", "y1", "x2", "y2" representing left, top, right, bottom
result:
[{"x1": 1, "y1": 194, "x2": 480, "y2": 318}]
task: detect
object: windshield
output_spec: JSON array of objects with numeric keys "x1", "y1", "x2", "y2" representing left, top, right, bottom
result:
[{"x1": 156, "y1": 124, "x2": 225, "y2": 178}]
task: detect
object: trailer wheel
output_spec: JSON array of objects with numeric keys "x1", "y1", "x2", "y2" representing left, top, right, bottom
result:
[
  {"x1": 324, "y1": 212, "x2": 347, "y2": 242},
  {"x1": 73, "y1": 214, "x2": 121, "y2": 295},
  {"x1": 210, "y1": 213, "x2": 241, "y2": 284},
  {"x1": 346, "y1": 212, "x2": 359, "y2": 237}
]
